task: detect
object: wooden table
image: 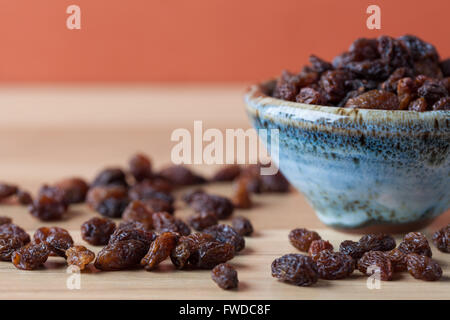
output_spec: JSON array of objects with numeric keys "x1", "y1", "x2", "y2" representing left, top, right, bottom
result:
[{"x1": 0, "y1": 85, "x2": 448, "y2": 299}]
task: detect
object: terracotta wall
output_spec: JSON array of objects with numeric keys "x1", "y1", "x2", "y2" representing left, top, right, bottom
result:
[{"x1": 0, "y1": 0, "x2": 448, "y2": 82}]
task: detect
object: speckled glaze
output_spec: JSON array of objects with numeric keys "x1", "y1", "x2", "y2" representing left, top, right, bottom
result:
[{"x1": 245, "y1": 80, "x2": 450, "y2": 231}]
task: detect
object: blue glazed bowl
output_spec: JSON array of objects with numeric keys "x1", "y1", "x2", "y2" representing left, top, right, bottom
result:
[{"x1": 245, "y1": 80, "x2": 450, "y2": 232}]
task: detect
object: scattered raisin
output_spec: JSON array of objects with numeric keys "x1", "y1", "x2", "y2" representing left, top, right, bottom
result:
[
  {"x1": 54, "y1": 177, "x2": 89, "y2": 204},
  {"x1": 158, "y1": 165, "x2": 205, "y2": 186},
  {"x1": 189, "y1": 193, "x2": 234, "y2": 220},
  {"x1": 33, "y1": 226, "x2": 74, "y2": 257},
  {"x1": 0, "y1": 217, "x2": 12, "y2": 226},
  {"x1": 0, "y1": 183, "x2": 18, "y2": 200},
  {"x1": 357, "y1": 251, "x2": 393, "y2": 281},
  {"x1": 432, "y1": 224, "x2": 449, "y2": 253},
  {"x1": 122, "y1": 200, "x2": 154, "y2": 230},
  {"x1": 12, "y1": 242, "x2": 49, "y2": 270},
  {"x1": 16, "y1": 190, "x2": 33, "y2": 205},
  {"x1": 271, "y1": 254, "x2": 318, "y2": 286},
  {"x1": 0, "y1": 235, "x2": 27, "y2": 261},
  {"x1": 259, "y1": 171, "x2": 290, "y2": 193},
  {"x1": 152, "y1": 212, "x2": 191, "y2": 236},
  {"x1": 91, "y1": 168, "x2": 128, "y2": 188},
  {"x1": 86, "y1": 185, "x2": 129, "y2": 218},
  {"x1": 29, "y1": 186, "x2": 67, "y2": 221},
  {"x1": 94, "y1": 239, "x2": 148, "y2": 271},
  {"x1": 129, "y1": 180, "x2": 174, "y2": 202},
  {"x1": 0, "y1": 223, "x2": 31, "y2": 245},
  {"x1": 406, "y1": 253, "x2": 442, "y2": 281},
  {"x1": 288, "y1": 228, "x2": 321, "y2": 252},
  {"x1": 211, "y1": 165, "x2": 241, "y2": 182},
  {"x1": 398, "y1": 232, "x2": 432, "y2": 257},
  {"x1": 385, "y1": 248, "x2": 408, "y2": 272},
  {"x1": 140, "y1": 232, "x2": 179, "y2": 271},
  {"x1": 308, "y1": 240, "x2": 334, "y2": 261},
  {"x1": 231, "y1": 216, "x2": 253, "y2": 237},
  {"x1": 203, "y1": 224, "x2": 245, "y2": 252},
  {"x1": 188, "y1": 240, "x2": 235, "y2": 269},
  {"x1": 187, "y1": 211, "x2": 218, "y2": 231},
  {"x1": 81, "y1": 217, "x2": 116, "y2": 246},
  {"x1": 339, "y1": 240, "x2": 365, "y2": 260},
  {"x1": 109, "y1": 226, "x2": 156, "y2": 250},
  {"x1": 211, "y1": 263, "x2": 238, "y2": 290},
  {"x1": 358, "y1": 233, "x2": 396, "y2": 252},
  {"x1": 231, "y1": 177, "x2": 252, "y2": 209},
  {"x1": 170, "y1": 233, "x2": 215, "y2": 269},
  {"x1": 129, "y1": 153, "x2": 152, "y2": 182},
  {"x1": 315, "y1": 251, "x2": 355, "y2": 280},
  {"x1": 66, "y1": 245, "x2": 95, "y2": 270},
  {"x1": 142, "y1": 197, "x2": 174, "y2": 215}
]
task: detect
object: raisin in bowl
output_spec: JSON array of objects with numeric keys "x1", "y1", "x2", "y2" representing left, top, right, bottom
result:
[{"x1": 244, "y1": 35, "x2": 449, "y2": 232}]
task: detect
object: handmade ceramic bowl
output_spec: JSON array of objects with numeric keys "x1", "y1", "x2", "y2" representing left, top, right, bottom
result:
[{"x1": 245, "y1": 80, "x2": 450, "y2": 233}]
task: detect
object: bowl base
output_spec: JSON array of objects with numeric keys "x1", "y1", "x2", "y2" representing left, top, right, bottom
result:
[{"x1": 329, "y1": 218, "x2": 435, "y2": 235}]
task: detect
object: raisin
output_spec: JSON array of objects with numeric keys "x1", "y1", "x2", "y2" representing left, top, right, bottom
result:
[
  {"x1": 398, "y1": 232, "x2": 432, "y2": 257},
  {"x1": 357, "y1": 251, "x2": 393, "y2": 281},
  {"x1": 189, "y1": 193, "x2": 234, "y2": 220},
  {"x1": 118, "y1": 220, "x2": 146, "y2": 231},
  {"x1": 315, "y1": 251, "x2": 355, "y2": 280},
  {"x1": 259, "y1": 171, "x2": 290, "y2": 193},
  {"x1": 397, "y1": 77, "x2": 417, "y2": 109},
  {"x1": 211, "y1": 263, "x2": 238, "y2": 290},
  {"x1": 12, "y1": 242, "x2": 49, "y2": 270},
  {"x1": 66, "y1": 245, "x2": 95, "y2": 270},
  {"x1": 319, "y1": 69, "x2": 353, "y2": 103},
  {"x1": 377, "y1": 36, "x2": 413, "y2": 70},
  {"x1": 406, "y1": 253, "x2": 442, "y2": 281},
  {"x1": 414, "y1": 58, "x2": 443, "y2": 78},
  {"x1": 0, "y1": 235, "x2": 27, "y2": 261},
  {"x1": 54, "y1": 177, "x2": 89, "y2": 204},
  {"x1": 129, "y1": 180, "x2": 174, "y2": 201},
  {"x1": 170, "y1": 233, "x2": 215, "y2": 269},
  {"x1": 309, "y1": 55, "x2": 333, "y2": 73},
  {"x1": 308, "y1": 240, "x2": 334, "y2": 261},
  {"x1": 203, "y1": 224, "x2": 245, "y2": 252},
  {"x1": 441, "y1": 59, "x2": 450, "y2": 77},
  {"x1": 129, "y1": 153, "x2": 152, "y2": 182},
  {"x1": 339, "y1": 240, "x2": 365, "y2": 260},
  {"x1": 398, "y1": 35, "x2": 439, "y2": 63},
  {"x1": 380, "y1": 67, "x2": 412, "y2": 92},
  {"x1": 231, "y1": 177, "x2": 252, "y2": 209},
  {"x1": 432, "y1": 97, "x2": 450, "y2": 110},
  {"x1": 16, "y1": 190, "x2": 33, "y2": 205},
  {"x1": 142, "y1": 198, "x2": 174, "y2": 215},
  {"x1": 81, "y1": 217, "x2": 116, "y2": 246},
  {"x1": 348, "y1": 38, "x2": 380, "y2": 61},
  {"x1": 346, "y1": 79, "x2": 379, "y2": 92},
  {"x1": 231, "y1": 216, "x2": 253, "y2": 237},
  {"x1": 211, "y1": 165, "x2": 241, "y2": 182},
  {"x1": 358, "y1": 233, "x2": 396, "y2": 252},
  {"x1": 152, "y1": 212, "x2": 191, "y2": 236},
  {"x1": 0, "y1": 223, "x2": 31, "y2": 245},
  {"x1": 408, "y1": 97, "x2": 428, "y2": 111},
  {"x1": 29, "y1": 186, "x2": 67, "y2": 221},
  {"x1": 140, "y1": 232, "x2": 179, "y2": 271},
  {"x1": 344, "y1": 60, "x2": 391, "y2": 81},
  {"x1": 122, "y1": 200, "x2": 154, "y2": 230},
  {"x1": 109, "y1": 227, "x2": 156, "y2": 251},
  {"x1": 91, "y1": 168, "x2": 128, "y2": 188},
  {"x1": 345, "y1": 89, "x2": 399, "y2": 110},
  {"x1": 188, "y1": 240, "x2": 235, "y2": 269},
  {"x1": 385, "y1": 248, "x2": 408, "y2": 272},
  {"x1": 158, "y1": 165, "x2": 206, "y2": 186},
  {"x1": 417, "y1": 79, "x2": 448, "y2": 105},
  {"x1": 94, "y1": 239, "x2": 148, "y2": 271},
  {"x1": 86, "y1": 185, "x2": 129, "y2": 218},
  {"x1": 271, "y1": 254, "x2": 318, "y2": 286},
  {"x1": 0, "y1": 183, "x2": 18, "y2": 200},
  {"x1": 187, "y1": 211, "x2": 218, "y2": 231},
  {"x1": 33, "y1": 226, "x2": 74, "y2": 257},
  {"x1": 182, "y1": 189, "x2": 205, "y2": 204},
  {"x1": 432, "y1": 224, "x2": 449, "y2": 253},
  {"x1": 0, "y1": 217, "x2": 12, "y2": 226},
  {"x1": 288, "y1": 228, "x2": 321, "y2": 252}
]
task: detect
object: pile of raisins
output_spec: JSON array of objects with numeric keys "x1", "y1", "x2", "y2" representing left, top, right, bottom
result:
[
  {"x1": 272, "y1": 227, "x2": 445, "y2": 286},
  {"x1": 272, "y1": 35, "x2": 450, "y2": 111}
]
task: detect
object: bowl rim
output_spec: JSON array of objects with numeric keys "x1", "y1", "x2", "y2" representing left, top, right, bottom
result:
[{"x1": 244, "y1": 79, "x2": 450, "y2": 129}]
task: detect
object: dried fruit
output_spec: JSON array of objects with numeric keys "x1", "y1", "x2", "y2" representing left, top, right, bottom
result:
[
  {"x1": 91, "y1": 168, "x2": 128, "y2": 188},
  {"x1": 129, "y1": 153, "x2": 152, "y2": 182},
  {"x1": 142, "y1": 198, "x2": 174, "y2": 215},
  {"x1": 0, "y1": 223, "x2": 31, "y2": 245},
  {"x1": 0, "y1": 217, "x2": 12, "y2": 226},
  {"x1": 170, "y1": 233, "x2": 215, "y2": 269},
  {"x1": 12, "y1": 243, "x2": 49, "y2": 270},
  {"x1": 308, "y1": 240, "x2": 334, "y2": 261},
  {"x1": 406, "y1": 253, "x2": 442, "y2": 281},
  {"x1": 432, "y1": 224, "x2": 449, "y2": 253},
  {"x1": 158, "y1": 165, "x2": 205, "y2": 186},
  {"x1": 152, "y1": 212, "x2": 191, "y2": 236},
  {"x1": 315, "y1": 251, "x2": 355, "y2": 280},
  {"x1": 33, "y1": 226, "x2": 74, "y2": 257},
  {"x1": 211, "y1": 263, "x2": 238, "y2": 290},
  {"x1": 188, "y1": 240, "x2": 235, "y2": 269},
  {"x1": 129, "y1": 180, "x2": 174, "y2": 202},
  {"x1": 309, "y1": 55, "x2": 333, "y2": 73},
  {"x1": 296, "y1": 87, "x2": 327, "y2": 105},
  {"x1": 109, "y1": 226, "x2": 156, "y2": 251},
  {"x1": 0, "y1": 183, "x2": 18, "y2": 200},
  {"x1": 122, "y1": 200, "x2": 154, "y2": 230},
  {"x1": 29, "y1": 186, "x2": 67, "y2": 221},
  {"x1": 140, "y1": 232, "x2": 179, "y2": 271},
  {"x1": 66, "y1": 245, "x2": 95, "y2": 270},
  {"x1": 408, "y1": 97, "x2": 427, "y2": 111},
  {"x1": 0, "y1": 235, "x2": 27, "y2": 261},
  {"x1": 86, "y1": 185, "x2": 129, "y2": 218},
  {"x1": 339, "y1": 240, "x2": 365, "y2": 260},
  {"x1": 81, "y1": 217, "x2": 116, "y2": 246},
  {"x1": 319, "y1": 69, "x2": 353, "y2": 103},
  {"x1": 188, "y1": 193, "x2": 234, "y2": 220},
  {"x1": 204, "y1": 224, "x2": 245, "y2": 252},
  {"x1": 94, "y1": 239, "x2": 148, "y2": 271},
  {"x1": 231, "y1": 177, "x2": 252, "y2": 209},
  {"x1": 358, "y1": 233, "x2": 396, "y2": 252},
  {"x1": 231, "y1": 216, "x2": 253, "y2": 237},
  {"x1": 432, "y1": 97, "x2": 450, "y2": 110},
  {"x1": 345, "y1": 90, "x2": 399, "y2": 110},
  {"x1": 187, "y1": 211, "x2": 218, "y2": 231},
  {"x1": 357, "y1": 251, "x2": 393, "y2": 281},
  {"x1": 385, "y1": 248, "x2": 408, "y2": 272},
  {"x1": 55, "y1": 177, "x2": 89, "y2": 204},
  {"x1": 288, "y1": 228, "x2": 321, "y2": 252},
  {"x1": 417, "y1": 79, "x2": 448, "y2": 105},
  {"x1": 16, "y1": 190, "x2": 33, "y2": 205},
  {"x1": 271, "y1": 254, "x2": 318, "y2": 286},
  {"x1": 259, "y1": 171, "x2": 290, "y2": 193},
  {"x1": 398, "y1": 232, "x2": 432, "y2": 257},
  {"x1": 211, "y1": 165, "x2": 241, "y2": 182}
]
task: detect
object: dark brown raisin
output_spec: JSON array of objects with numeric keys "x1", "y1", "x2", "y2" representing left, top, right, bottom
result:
[
  {"x1": 118, "y1": 220, "x2": 146, "y2": 231},
  {"x1": 0, "y1": 183, "x2": 18, "y2": 200},
  {"x1": 81, "y1": 217, "x2": 116, "y2": 246},
  {"x1": 91, "y1": 168, "x2": 128, "y2": 188},
  {"x1": 357, "y1": 251, "x2": 393, "y2": 281},
  {"x1": 309, "y1": 55, "x2": 333, "y2": 73},
  {"x1": 108, "y1": 227, "x2": 156, "y2": 251},
  {"x1": 122, "y1": 200, "x2": 154, "y2": 230},
  {"x1": 12, "y1": 242, "x2": 49, "y2": 270},
  {"x1": 142, "y1": 197, "x2": 174, "y2": 215},
  {"x1": 0, "y1": 217, "x2": 12, "y2": 226},
  {"x1": 380, "y1": 67, "x2": 411, "y2": 92},
  {"x1": 211, "y1": 263, "x2": 238, "y2": 290},
  {"x1": 398, "y1": 232, "x2": 432, "y2": 257},
  {"x1": 29, "y1": 186, "x2": 67, "y2": 221},
  {"x1": 129, "y1": 153, "x2": 152, "y2": 182},
  {"x1": 319, "y1": 69, "x2": 353, "y2": 103},
  {"x1": 66, "y1": 245, "x2": 95, "y2": 270},
  {"x1": 377, "y1": 36, "x2": 413, "y2": 70},
  {"x1": 441, "y1": 59, "x2": 450, "y2": 77},
  {"x1": 296, "y1": 87, "x2": 327, "y2": 105},
  {"x1": 0, "y1": 223, "x2": 31, "y2": 245},
  {"x1": 432, "y1": 97, "x2": 450, "y2": 110},
  {"x1": 406, "y1": 253, "x2": 442, "y2": 281},
  {"x1": 187, "y1": 211, "x2": 218, "y2": 231},
  {"x1": 385, "y1": 248, "x2": 408, "y2": 272},
  {"x1": 211, "y1": 165, "x2": 241, "y2": 182},
  {"x1": 140, "y1": 232, "x2": 179, "y2": 271},
  {"x1": 170, "y1": 233, "x2": 215, "y2": 269},
  {"x1": 86, "y1": 185, "x2": 129, "y2": 218},
  {"x1": 231, "y1": 216, "x2": 253, "y2": 237},
  {"x1": 183, "y1": 189, "x2": 205, "y2": 204},
  {"x1": 231, "y1": 177, "x2": 252, "y2": 209},
  {"x1": 273, "y1": 70, "x2": 301, "y2": 101},
  {"x1": 288, "y1": 228, "x2": 321, "y2": 252},
  {"x1": 158, "y1": 165, "x2": 205, "y2": 186},
  {"x1": 152, "y1": 212, "x2": 191, "y2": 236},
  {"x1": 432, "y1": 224, "x2": 449, "y2": 253},
  {"x1": 358, "y1": 233, "x2": 396, "y2": 252},
  {"x1": 189, "y1": 193, "x2": 234, "y2": 220},
  {"x1": 345, "y1": 89, "x2": 399, "y2": 110},
  {"x1": 315, "y1": 251, "x2": 355, "y2": 280},
  {"x1": 271, "y1": 254, "x2": 318, "y2": 286},
  {"x1": 408, "y1": 97, "x2": 428, "y2": 111},
  {"x1": 129, "y1": 180, "x2": 174, "y2": 202},
  {"x1": 259, "y1": 171, "x2": 290, "y2": 193},
  {"x1": 345, "y1": 60, "x2": 391, "y2": 81},
  {"x1": 54, "y1": 177, "x2": 89, "y2": 204},
  {"x1": 16, "y1": 190, "x2": 33, "y2": 205},
  {"x1": 308, "y1": 240, "x2": 334, "y2": 261},
  {"x1": 417, "y1": 79, "x2": 448, "y2": 105},
  {"x1": 203, "y1": 224, "x2": 245, "y2": 252},
  {"x1": 339, "y1": 240, "x2": 365, "y2": 260},
  {"x1": 94, "y1": 239, "x2": 148, "y2": 271},
  {"x1": 33, "y1": 226, "x2": 73, "y2": 257},
  {"x1": 188, "y1": 240, "x2": 235, "y2": 269},
  {"x1": 0, "y1": 235, "x2": 27, "y2": 261}
]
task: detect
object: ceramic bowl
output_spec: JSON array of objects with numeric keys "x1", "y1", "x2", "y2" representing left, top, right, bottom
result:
[{"x1": 244, "y1": 80, "x2": 450, "y2": 232}]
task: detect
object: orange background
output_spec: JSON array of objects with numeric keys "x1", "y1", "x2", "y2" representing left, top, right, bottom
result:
[{"x1": 0, "y1": 0, "x2": 449, "y2": 82}]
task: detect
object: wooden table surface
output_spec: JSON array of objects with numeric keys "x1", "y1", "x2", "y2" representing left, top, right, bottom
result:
[{"x1": 0, "y1": 85, "x2": 448, "y2": 300}]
